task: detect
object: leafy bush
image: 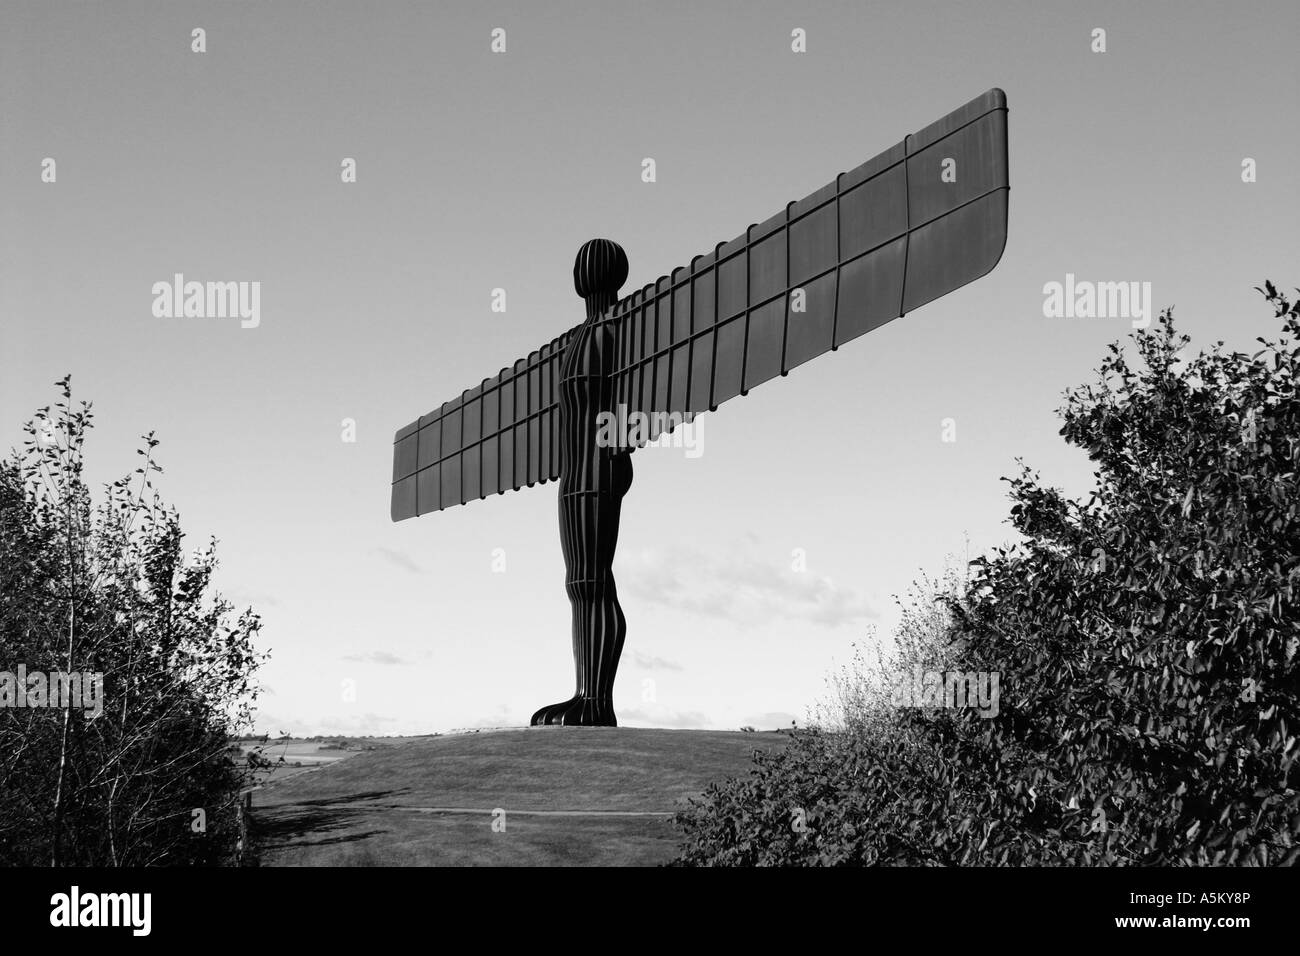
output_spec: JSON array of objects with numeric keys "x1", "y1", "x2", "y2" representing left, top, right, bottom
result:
[
  {"x1": 0, "y1": 378, "x2": 267, "y2": 865},
  {"x1": 674, "y1": 286, "x2": 1300, "y2": 866},
  {"x1": 813, "y1": 560, "x2": 970, "y2": 740}
]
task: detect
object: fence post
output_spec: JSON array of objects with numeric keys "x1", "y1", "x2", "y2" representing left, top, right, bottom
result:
[{"x1": 236, "y1": 788, "x2": 254, "y2": 866}]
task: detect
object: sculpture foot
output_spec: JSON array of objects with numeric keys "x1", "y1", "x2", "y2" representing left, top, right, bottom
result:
[{"x1": 529, "y1": 696, "x2": 617, "y2": 727}]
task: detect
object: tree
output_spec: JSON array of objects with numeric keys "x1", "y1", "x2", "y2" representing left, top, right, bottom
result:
[
  {"x1": 0, "y1": 377, "x2": 267, "y2": 865},
  {"x1": 674, "y1": 285, "x2": 1300, "y2": 866}
]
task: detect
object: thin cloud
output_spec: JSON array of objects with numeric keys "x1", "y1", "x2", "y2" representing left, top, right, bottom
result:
[
  {"x1": 619, "y1": 708, "x2": 711, "y2": 729},
  {"x1": 226, "y1": 590, "x2": 281, "y2": 608},
  {"x1": 373, "y1": 547, "x2": 423, "y2": 574},
  {"x1": 618, "y1": 543, "x2": 879, "y2": 628},
  {"x1": 314, "y1": 712, "x2": 400, "y2": 734},
  {"x1": 630, "y1": 650, "x2": 684, "y2": 672},
  {"x1": 341, "y1": 650, "x2": 410, "y2": 666},
  {"x1": 459, "y1": 704, "x2": 519, "y2": 729}
]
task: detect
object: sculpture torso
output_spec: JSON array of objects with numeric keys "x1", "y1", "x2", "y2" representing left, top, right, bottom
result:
[{"x1": 558, "y1": 316, "x2": 626, "y2": 495}]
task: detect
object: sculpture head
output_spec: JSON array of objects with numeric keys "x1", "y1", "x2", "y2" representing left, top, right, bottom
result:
[{"x1": 573, "y1": 238, "x2": 628, "y2": 302}]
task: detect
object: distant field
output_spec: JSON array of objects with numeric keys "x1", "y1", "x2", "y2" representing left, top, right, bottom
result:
[
  {"x1": 252, "y1": 727, "x2": 789, "y2": 866},
  {"x1": 241, "y1": 736, "x2": 432, "y2": 787}
]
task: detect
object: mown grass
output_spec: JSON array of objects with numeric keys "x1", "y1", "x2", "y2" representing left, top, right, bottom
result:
[{"x1": 253, "y1": 727, "x2": 789, "y2": 866}]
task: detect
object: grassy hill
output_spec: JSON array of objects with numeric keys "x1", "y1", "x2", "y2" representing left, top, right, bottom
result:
[{"x1": 252, "y1": 727, "x2": 790, "y2": 866}]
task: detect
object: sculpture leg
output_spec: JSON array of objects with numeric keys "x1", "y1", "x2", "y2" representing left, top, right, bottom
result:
[{"x1": 530, "y1": 453, "x2": 632, "y2": 726}]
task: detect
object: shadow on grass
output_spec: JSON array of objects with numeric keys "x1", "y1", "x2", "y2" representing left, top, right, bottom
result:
[{"x1": 251, "y1": 788, "x2": 411, "y2": 858}]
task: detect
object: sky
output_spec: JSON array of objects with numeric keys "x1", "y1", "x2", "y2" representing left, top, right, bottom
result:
[{"x1": 2, "y1": 0, "x2": 1297, "y2": 736}]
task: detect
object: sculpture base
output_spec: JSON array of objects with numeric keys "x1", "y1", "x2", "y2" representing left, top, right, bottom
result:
[{"x1": 529, "y1": 696, "x2": 617, "y2": 727}]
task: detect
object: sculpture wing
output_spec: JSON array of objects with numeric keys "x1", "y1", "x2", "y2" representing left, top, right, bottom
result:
[
  {"x1": 606, "y1": 88, "x2": 1009, "y2": 442},
  {"x1": 390, "y1": 327, "x2": 579, "y2": 520},
  {"x1": 393, "y1": 89, "x2": 1009, "y2": 519}
]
